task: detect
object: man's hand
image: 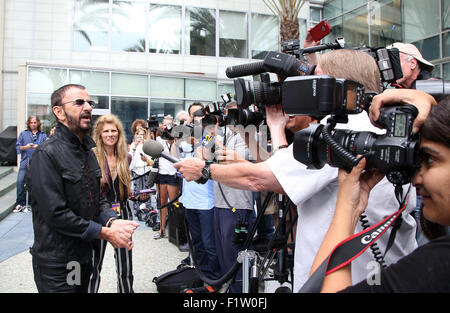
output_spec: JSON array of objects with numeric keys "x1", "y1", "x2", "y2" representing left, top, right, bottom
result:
[
  {"x1": 173, "y1": 158, "x2": 205, "y2": 181},
  {"x1": 215, "y1": 148, "x2": 246, "y2": 164},
  {"x1": 100, "y1": 220, "x2": 139, "y2": 250},
  {"x1": 369, "y1": 89, "x2": 437, "y2": 134},
  {"x1": 265, "y1": 104, "x2": 289, "y2": 130}
]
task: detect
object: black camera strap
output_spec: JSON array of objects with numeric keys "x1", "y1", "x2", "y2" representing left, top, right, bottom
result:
[{"x1": 298, "y1": 194, "x2": 409, "y2": 293}]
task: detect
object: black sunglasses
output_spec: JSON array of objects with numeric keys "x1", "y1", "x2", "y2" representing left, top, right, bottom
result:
[{"x1": 60, "y1": 99, "x2": 96, "y2": 108}]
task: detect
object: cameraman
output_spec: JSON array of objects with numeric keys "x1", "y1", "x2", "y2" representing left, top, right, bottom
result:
[
  {"x1": 200, "y1": 101, "x2": 254, "y2": 293},
  {"x1": 174, "y1": 49, "x2": 418, "y2": 292},
  {"x1": 173, "y1": 105, "x2": 220, "y2": 279},
  {"x1": 311, "y1": 91, "x2": 449, "y2": 293},
  {"x1": 387, "y1": 42, "x2": 435, "y2": 89}
]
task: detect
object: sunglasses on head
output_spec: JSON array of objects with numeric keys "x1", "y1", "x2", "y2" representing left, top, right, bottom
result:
[{"x1": 60, "y1": 99, "x2": 96, "y2": 108}]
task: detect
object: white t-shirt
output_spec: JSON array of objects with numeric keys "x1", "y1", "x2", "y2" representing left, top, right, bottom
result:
[
  {"x1": 266, "y1": 113, "x2": 418, "y2": 292},
  {"x1": 129, "y1": 142, "x2": 151, "y2": 176},
  {"x1": 156, "y1": 137, "x2": 177, "y2": 175}
]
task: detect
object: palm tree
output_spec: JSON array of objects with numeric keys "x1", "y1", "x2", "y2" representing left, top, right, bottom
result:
[{"x1": 262, "y1": 0, "x2": 307, "y2": 43}]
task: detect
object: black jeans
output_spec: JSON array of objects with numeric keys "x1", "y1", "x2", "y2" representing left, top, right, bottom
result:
[{"x1": 32, "y1": 257, "x2": 92, "y2": 293}]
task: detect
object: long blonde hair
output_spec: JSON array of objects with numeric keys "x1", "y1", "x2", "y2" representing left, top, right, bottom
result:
[{"x1": 92, "y1": 114, "x2": 131, "y2": 200}]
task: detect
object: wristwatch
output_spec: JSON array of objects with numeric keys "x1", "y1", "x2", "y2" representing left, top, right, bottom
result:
[{"x1": 196, "y1": 162, "x2": 211, "y2": 184}]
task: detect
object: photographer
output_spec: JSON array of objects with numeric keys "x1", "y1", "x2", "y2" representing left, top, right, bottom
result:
[
  {"x1": 155, "y1": 115, "x2": 179, "y2": 239},
  {"x1": 311, "y1": 92, "x2": 449, "y2": 293},
  {"x1": 174, "y1": 104, "x2": 220, "y2": 279},
  {"x1": 174, "y1": 49, "x2": 418, "y2": 292},
  {"x1": 387, "y1": 42, "x2": 435, "y2": 89}
]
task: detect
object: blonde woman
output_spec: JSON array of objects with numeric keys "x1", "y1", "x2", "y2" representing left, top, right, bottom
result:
[{"x1": 89, "y1": 114, "x2": 134, "y2": 293}]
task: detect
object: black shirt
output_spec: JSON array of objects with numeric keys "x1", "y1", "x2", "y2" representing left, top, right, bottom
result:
[{"x1": 341, "y1": 235, "x2": 450, "y2": 292}]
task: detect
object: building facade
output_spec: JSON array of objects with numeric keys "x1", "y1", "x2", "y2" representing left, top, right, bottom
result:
[{"x1": 0, "y1": 0, "x2": 448, "y2": 138}]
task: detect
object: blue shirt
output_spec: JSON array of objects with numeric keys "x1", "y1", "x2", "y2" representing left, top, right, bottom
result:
[
  {"x1": 16, "y1": 130, "x2": 47, "y2": 168},
  {"x1": 179, "y1": 141, "x2": 214, "y2": 210}
]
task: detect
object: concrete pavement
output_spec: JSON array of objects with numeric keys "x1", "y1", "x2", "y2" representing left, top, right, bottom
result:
[{"x1": 0, "y1": 211, "x2": 189, "y2": 293}]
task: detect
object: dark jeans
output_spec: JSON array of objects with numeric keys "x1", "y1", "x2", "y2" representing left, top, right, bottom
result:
[
  {"x1": 16, "y1": 166, "x2": 27, "y2": 206},
  {"x1": 214, "y1": 207, "x2": 254, "y2": 293},
  {"x1": 32, "y1": 258, "x2": 92, "y2": 293},
  {"x1": 185, "y1": 208, "x2": 221, "y2": 280}
]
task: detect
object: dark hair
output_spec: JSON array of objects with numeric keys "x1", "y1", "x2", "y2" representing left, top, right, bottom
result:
[
  {"x1": 188, "y1": 102, "x2": 204, "y2": 117},
  {"x1": 418, "y1": 96, "x2": 450, "y2": 240},
  {"x1": 26, "y1": 116, "x2": 42, "y2": 132},
  {"x1": 422, "y1": 96, "x2": 450, "y2": 147},
  {"x1": 51, "y1": 84, "x2": 86, "y2": 108}
]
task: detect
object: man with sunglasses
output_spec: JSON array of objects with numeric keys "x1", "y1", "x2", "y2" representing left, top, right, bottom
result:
[
  {"x1": 27, "y1": 84, "x2": 139, "y2": 293},
  {"x1": 14, "y1": 116, "x2": 47, "y2": 213}
]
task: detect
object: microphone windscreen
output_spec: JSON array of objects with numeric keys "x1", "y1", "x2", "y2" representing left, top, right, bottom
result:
[{"x1": 142, "y1": 140, "x2": 164, "y2": 158}]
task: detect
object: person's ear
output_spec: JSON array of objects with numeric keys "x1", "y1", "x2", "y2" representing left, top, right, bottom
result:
[
  {"x1": 410, "y1": 58, "x2": 418, "y2": 70},
  {"x1": 52, "y1": 106, "x2": 66, "y2": 122}
]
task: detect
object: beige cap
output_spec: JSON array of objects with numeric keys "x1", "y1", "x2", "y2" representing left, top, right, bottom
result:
[{"x1": 387, "y1": 42, "x2": 435, "y2": 72}]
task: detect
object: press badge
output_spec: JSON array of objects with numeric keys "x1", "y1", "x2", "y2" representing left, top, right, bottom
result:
[{"x1": 111, "y1": 202, "x2": 121, "y2": 215}]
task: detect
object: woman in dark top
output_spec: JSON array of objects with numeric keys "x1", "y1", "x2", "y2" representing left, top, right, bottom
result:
[
  {"x1": 310, "y1": 90, "x2": 450, "y2": 292},
  {"x1": 89, "y1": 114, "x2": 134, "y2": 293}
]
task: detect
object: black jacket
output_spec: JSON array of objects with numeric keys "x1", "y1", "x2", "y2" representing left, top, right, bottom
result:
[{"x1": 28, "y1": 123, "x2": 117, "y2": 266}]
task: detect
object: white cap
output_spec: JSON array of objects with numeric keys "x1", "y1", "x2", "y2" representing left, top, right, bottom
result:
[{"x1": 387, "y1": 42, "x2": 435, "y2": 72}]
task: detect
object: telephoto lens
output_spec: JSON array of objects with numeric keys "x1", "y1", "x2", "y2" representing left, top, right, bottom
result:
[{"x1": 233, "y1": 73, "x2": 281, "y2": 109}]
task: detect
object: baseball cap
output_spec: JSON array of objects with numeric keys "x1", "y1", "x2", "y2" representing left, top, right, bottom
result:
[{"x1": 387, "y1": 42, "x2": 435, "y2": 72}]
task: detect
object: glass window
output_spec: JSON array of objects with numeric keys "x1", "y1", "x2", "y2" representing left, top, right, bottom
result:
[
  {"x1": 150, "y1": 99, "x2": 185, "y2": 120},
  {"x1": 27, "y1": 93, "x2": 54, "y2": 133},
  {"x1": 218, "y1": 83, "x2": 235, "y2": 98},
  {"x1": 444, "y1": 31, "x2": 450, "y2": 58},
  {"x1": 444, "y1": 63, "x2": 450, "y2": 80},
  {"x1": 73, "y1": 0, "x2": 110, "y2": 51},
  {"x1": 370, "y1": 0, "x2": 402, "y2": 48},
  {"x1": 310, "y1": 7, "x2": 321, "y2": 23},
  {"x1": 431, "y1": 64, "x2": 442, "y2": 79},
  {"x1": 185, "y1": 7, "x2": 216, "y2": 56},
  {"x1": 444, "y1": 0, "x2": 450, "y2": 30},
  {"x1": 111, "y1": 73, "x2": 148, "y2": 97},
  {"x1": 89, "y1": 95, "x2": 109, "y2": 110},
  {"x1": 323, "y1": 0, "x2": 342, "y2": 20},
  {"x1": 343, "y1": 0, "x2": 367, "y2": 12},
  {"x1": 185, "y1": 79, "x2": 216, "y2": 101},
  {"x1": 219, "y1": 10, "x2": 248, "y2": 58},
  {"x1": 403, "y1": 0, "x2": 440, "y2": 42},
  {"x1": 412, "y1": 35, "x2": 440, "y2": 61},
  {"x1": 69, "y1": 70, "x2": 109, "y2": 95},
  {"x1": 111, "y1": 1, "x2": 146, "y2": 52},
  {"x1": 342, "y1": 6, "x2": 369, "y2": 48},
  {"x1": 111, "y1": 96, "x2": 148, "y2": 139},
  {"x1": 251, "y1": 14, "x2": 279, "y2": 60},
  {"x1": 28, "y1": 68, "x2": 68, "y2": 93},
  {"x1": 148, "y1": 4, "x2": 181, "y2": 54},
  {"x1": 150, "y1": 76, "x2": 184, "y2": 98}
]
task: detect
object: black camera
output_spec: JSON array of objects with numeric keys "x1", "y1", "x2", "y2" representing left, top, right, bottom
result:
[
  {"x1": 147, "y1": 115, "x2": 160, "y2": 132},
  {"x1": 293, "y1": 104, "x2": 421, "y2": 185}
]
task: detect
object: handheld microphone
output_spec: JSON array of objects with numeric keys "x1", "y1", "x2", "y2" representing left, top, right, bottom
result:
[{"x1": 142, "y1": 140, "x2": 180, "y2": 163}]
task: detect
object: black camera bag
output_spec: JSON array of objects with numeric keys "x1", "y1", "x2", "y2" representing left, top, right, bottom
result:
[{"x1": 152, "y1": 266, "x2": 203, "y2": 293}]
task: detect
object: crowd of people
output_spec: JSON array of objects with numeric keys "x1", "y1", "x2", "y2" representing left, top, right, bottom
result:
[{"x1": 12, "y1": 34, "x2": 450, "y2": 294}]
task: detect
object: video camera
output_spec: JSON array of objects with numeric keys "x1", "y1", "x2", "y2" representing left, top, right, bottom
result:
[{"x1": 289, "y1": 77, "x2": 421, "y2": 186}]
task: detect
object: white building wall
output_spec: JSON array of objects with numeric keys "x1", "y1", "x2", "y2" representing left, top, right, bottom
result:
[{"x1": 1, "y1": 0, "x2": 310, "y2": 130}]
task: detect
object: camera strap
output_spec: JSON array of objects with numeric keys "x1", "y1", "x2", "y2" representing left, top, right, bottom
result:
[{"x1": 298, "y1": 195, "x2": 409, "y2": 293}]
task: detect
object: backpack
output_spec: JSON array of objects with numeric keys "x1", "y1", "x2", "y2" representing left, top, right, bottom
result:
[{"x1": 152, "y1": 265, "x2": 203, "y2": 293}]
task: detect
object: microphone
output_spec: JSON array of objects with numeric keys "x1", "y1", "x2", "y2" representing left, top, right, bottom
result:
[
  {"x1": 142, "y1": 140, "x2": 180, "y2": 163},
  {"x1": 226, "y1": 61, "x2": 265, "y2": 78}
]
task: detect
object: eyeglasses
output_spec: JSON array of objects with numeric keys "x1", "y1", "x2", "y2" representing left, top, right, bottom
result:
[
  {"x1": 32, "y1": 134, "x2": 37, "y2": 144},
  {"x1": 60, "y1": 99, "x2": 96, "y2": 108}
]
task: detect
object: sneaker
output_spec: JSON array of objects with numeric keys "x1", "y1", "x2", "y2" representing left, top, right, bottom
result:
[
  {"x1": 22, "y1": 207, "x2": 30, "y2": 213},
  {"x1": 153, "y1": 232, "x2": 165, "y2": 240},
  {"x1": 13, "y1": 205, "x2": 24, "y2": 213}
]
